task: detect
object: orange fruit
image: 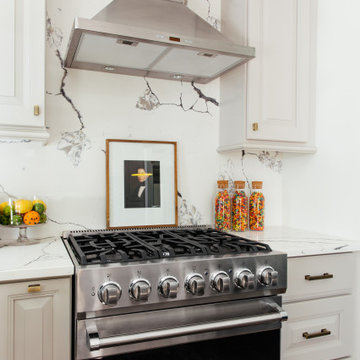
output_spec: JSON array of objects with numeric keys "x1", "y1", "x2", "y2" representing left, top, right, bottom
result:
[{"x1": 23, "y1": 211, "x2": 40, "y2": 225}]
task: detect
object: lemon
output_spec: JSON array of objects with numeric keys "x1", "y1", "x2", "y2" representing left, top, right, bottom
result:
[
  {"x1": 14, "y1": 199, "x2": 33, "y2": 214},
  {"x1": 32, "y1": 199, "x2": 47, "y2": 210},
  {"x1": 0, "y1": 202, "x2": 8, "y2": 214}
]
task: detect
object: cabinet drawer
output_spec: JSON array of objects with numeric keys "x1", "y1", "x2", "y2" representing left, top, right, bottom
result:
[
  {"x1": 2, "y1": 278, "x2": 68, "y2": 295},
  {"x1": 283, "y1": 253, "x2": 354, "y2": 303},
  {"x1": 281, "y1": 295, "x2": 353, "y2": 360}
]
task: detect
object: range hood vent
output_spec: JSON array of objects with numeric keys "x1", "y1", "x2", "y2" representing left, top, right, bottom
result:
[{"x1": 65, "y1": 0, "x2": 255, "y2": 84}]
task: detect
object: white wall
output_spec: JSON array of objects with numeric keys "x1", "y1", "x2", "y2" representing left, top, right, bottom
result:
[{"x1": 282, "y1": 0, "x2": 360, "y2": 241}]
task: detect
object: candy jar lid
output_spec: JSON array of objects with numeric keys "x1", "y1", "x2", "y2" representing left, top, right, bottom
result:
[
  {"x1": 234, "y1": 181, "x2": 246, "y2": 189},
  {"x1": 217, "y1": 180, "x2": 228, "y2": 189},
  {"x1": 252, "y1": 181, "x2": 263, "y2": 190}
]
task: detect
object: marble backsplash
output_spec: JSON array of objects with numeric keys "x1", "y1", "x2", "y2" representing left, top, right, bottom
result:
[{"x1": 0, "y1": 0, "x2": 283, "y2": 240}]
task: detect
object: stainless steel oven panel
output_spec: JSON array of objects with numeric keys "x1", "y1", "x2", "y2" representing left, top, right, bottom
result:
[
  {"x1": 73, "y1": 251, "x2": 287, "y2": 314},
  {"x1": 76, "y1": 296, "x2": 287, "y2": 360}
]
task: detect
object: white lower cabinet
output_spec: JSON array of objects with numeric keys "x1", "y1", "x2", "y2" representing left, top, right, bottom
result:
[
  {"x1": 282, "y1": 295, "x2": 352, "y2": 360},
  {"x1": 282, "y1": 254, "x2": 354, "y2": 360},
  {"x1": 0, "y1": 277, "x2": 71, "y2": 360}
]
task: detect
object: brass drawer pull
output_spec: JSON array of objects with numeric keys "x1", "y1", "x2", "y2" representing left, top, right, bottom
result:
[
  {"x1": 28, "y1": 284, "x2": 41, "y2": 293},
  {"x1": 34, "y1": 105, "x2": 40, "y2": 116},
  {"x1": 303, "y1": 328, "x2": 331, "y2": 340},
  {"x1": 304, "y1": 273, "x2": 333, "y2": 281}
]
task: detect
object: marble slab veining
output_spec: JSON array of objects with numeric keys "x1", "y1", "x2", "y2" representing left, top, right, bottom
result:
[
  {"x1": 0, "y1": 237, "x2": 74, "y2": 283},
  {"x1": 0, "y1": 226, "x2": 359, "y2": 283},
  {"x1": 230, "y1": 226, "x2": 360, "y2": 258}
]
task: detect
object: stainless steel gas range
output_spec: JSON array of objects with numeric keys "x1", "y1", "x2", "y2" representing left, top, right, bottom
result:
[{"x1": 63, "y1": 226, "x2": 288, "y2": 360}]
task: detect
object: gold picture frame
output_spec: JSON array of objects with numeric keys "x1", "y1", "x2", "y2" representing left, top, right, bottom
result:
[{"x1": 106, "y1": 139, "x2": 178, "y2": 229}]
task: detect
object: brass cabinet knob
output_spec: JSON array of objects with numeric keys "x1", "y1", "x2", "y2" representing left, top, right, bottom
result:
[{"x1": 252, "y1": 122, "x2": 259, "y2": 131}]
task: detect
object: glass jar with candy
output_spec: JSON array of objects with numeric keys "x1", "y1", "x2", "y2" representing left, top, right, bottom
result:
[
  {"x1": 215, "y1": 180, "x2": 231, "y2": 231},
  {"x1": 232, "y1": 181, "x2": 248, "y2": 232},
  {"x1": 249, "y1": 181, "x2": 265, "y2": 231}
]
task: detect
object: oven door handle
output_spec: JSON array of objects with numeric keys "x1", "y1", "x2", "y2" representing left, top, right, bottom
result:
[{"x1": 87, "y1": 304, "x2": 288, "y2": 351}]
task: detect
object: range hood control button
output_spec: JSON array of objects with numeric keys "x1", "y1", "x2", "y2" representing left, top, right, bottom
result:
[
  {"x1": 210, "y1": 271, "x2": 231, "y2": 293},
  {"x1": 259, "y1": 267, "x2": 278, "y2": 286},
  {"x1": 234, "y1": 269, "x2": 255, "y2": 289},
  {"x1": 98, "y1": 282, "x2": 122, "y2": 305},
  {"x1": 129, "y1": 279, "x2": 152, "y2": 301},
  {"x1": 185, "y1": 274, "x2": 205, "y2": 296},
  {"x1": 158, "y1": 276, "x2": 179, "y2": 298}
]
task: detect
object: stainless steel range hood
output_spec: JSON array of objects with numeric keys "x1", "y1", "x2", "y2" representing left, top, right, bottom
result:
[{"x1": 65, "y1": 0, "x2": 255, "y2": 84}]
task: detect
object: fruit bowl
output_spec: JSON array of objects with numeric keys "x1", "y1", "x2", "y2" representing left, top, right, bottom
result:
[{"x1": 0, "y1": 198, "x2": 47, "y2": 243}]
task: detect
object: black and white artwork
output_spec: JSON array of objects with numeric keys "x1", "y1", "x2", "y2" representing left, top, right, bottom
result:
[
  {"x1": 107, "y1": 139, "x2": 177, "y2": 229},
  {"x1": 124, "y1": 160, "x2": 161, "y2": 208}
]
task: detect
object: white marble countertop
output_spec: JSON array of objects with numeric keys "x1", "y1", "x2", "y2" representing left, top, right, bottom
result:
[
  {"x1": 230, "y1": 226, "x2": 360, "y2": 257},
  {"x1": 0, "y1": 226, "x2": 358, "y2": 283},
  {"x1": 0, "y1": 237, "x2": 74, "y2": 283}
]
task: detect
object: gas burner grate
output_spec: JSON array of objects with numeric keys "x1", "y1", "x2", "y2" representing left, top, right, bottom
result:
[
  {"x1": 170, "y1": 229, "x2": 271, "y2": 255},
  {"x1": 66, "y1": 228, "x2": 271, "y2": 265},
  {"x1": 68, "y1": 233, "x2": 159, "y2": 265}
]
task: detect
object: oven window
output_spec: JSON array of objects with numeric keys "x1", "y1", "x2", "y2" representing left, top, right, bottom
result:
[{"x1": 105, "y1": 330, "x2": 280, "y2": 360}]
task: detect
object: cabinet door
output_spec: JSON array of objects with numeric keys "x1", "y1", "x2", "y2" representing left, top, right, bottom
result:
[
  {"x1": 0, "y1": 0, "x2": 48, "y2": 141},
  {"x1": 0, "y1": 278, "x2": 71, "y2": 360},
  {"x1": 282, "y1": 295, "x2": 353, "y2": 360},
  {"x1": 246, "y1": 0, "x2": 316, "y2": 143}
]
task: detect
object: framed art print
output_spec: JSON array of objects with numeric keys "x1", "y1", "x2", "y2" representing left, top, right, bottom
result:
[{"x1": 106, "y1": 139, "x2": 178, "y2": 229}]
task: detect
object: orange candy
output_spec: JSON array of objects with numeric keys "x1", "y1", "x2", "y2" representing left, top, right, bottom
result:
[
  {"x1": 23, "y1": 211, "x2": 40, "y2": 225},
  {"x1": 232, "y1": 190, "x2": 248, "y2": 232},
  {"x1": 215, "y1": 189, "x2": 231, "y2": 231},
  {"x1": 249, "y1": 192, "x2": 265, "y2": 231}
]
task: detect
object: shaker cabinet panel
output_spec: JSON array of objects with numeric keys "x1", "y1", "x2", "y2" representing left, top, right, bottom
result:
[
  {"x1": 13, "y1": 296, "x2": 53, "y2": 360},
  {"x1": 219, "y1": 0, "x2": 317, "y2": 153},
  {"x1": 0, "y1": 0, "x2": 16, "y2": 98},
  {"x1": 247, "y1": 0, "x2": 308, "y2": 142},
  {"x1": 0, "y1": 277, "x2": 71, "y2": 360},
  {"x1": 281, "y1": 295, "x2": 352, "y2": 360},
  {"x1": 0, "y1": 0, "x2": 48, "y2": 142}
]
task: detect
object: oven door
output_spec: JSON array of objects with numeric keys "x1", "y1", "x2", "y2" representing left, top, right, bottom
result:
[{"x1": 77, "y1": 296, "x2": 287, "y2": 360}]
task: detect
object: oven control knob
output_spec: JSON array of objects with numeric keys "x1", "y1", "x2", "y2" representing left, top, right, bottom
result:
[
  {"x1": 259, "y1": 266, "x2": 278, "y2": 286},
  {"x1": 98, "y1": 282, "x2": 122, "y2": 305},
  {"x1": 234, "y1": 269, "x2": 255, "y2": 289},
  {"x1": 129, "y1": 279, "x2": 152, "y2": 301},
  {"x1": 185, "y1": 274, "x2": 205, "y2": 296},
  {"x1": 158, "y1": 276, "x2": 179, "y2": 298},
  {"x1": 210, "y1": 271, "x2": 231, "y2": 293}
]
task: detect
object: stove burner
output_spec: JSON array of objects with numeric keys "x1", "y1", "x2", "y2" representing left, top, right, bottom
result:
[{"x1": 67, "y1": 228, "x2": 271, "y2": 265}]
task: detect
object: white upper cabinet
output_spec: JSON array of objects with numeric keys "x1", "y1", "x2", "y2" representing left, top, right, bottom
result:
[
  {"x1": 219, "y1": 0, "x2": 317, "y2": 153},
  {"x1": 0, "y1": 0, "x2": 48, "y2": 142}
]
